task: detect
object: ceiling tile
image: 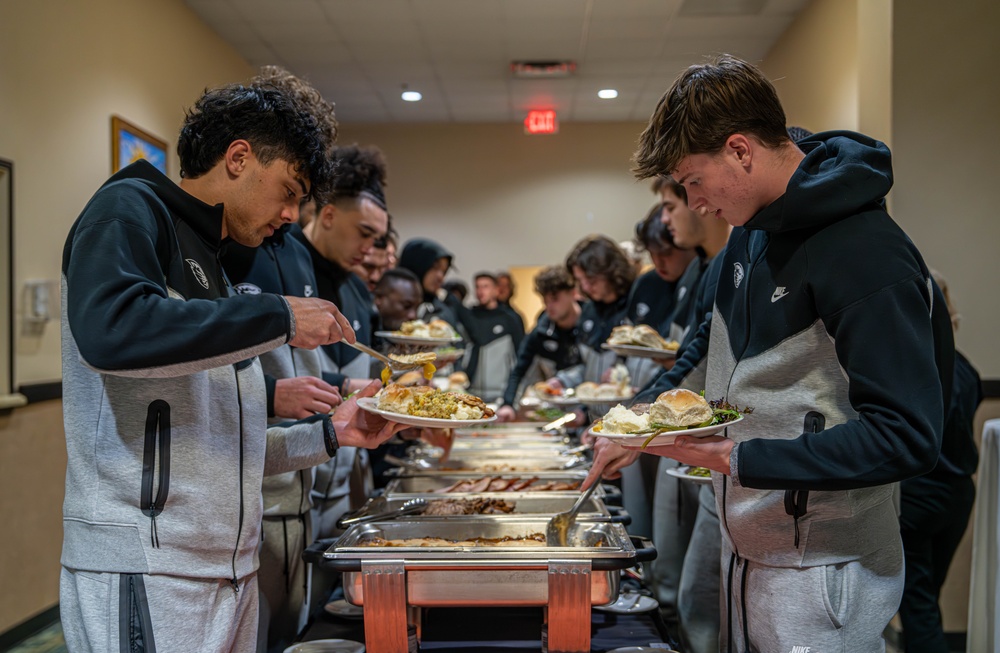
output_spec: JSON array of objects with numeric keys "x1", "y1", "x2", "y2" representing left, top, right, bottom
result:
[{"x1": 232, "y1": 0, "x2": 328, "y2": 23}]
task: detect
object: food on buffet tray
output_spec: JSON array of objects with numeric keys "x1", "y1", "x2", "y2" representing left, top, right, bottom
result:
[
  {"x1": 592, "y1": 390, "x2": 753, "y2": 448},
  {"x1": 434, "y1": 476, "x2": 581, "y2": 493},
  {"x1": 607, "y1": 324, "x2": 680, "y2": 350},
  {"x1": 360, "y1": 533, "x2": 546, "y2": 547},
  {"x1": 524, "y1": 406, "x2": 567, "y2": 422},
  {"x1": 377, "y1": 384, "x2": 495, "y2": 420},
  {"x1": 421, "y1": 498, "x2": 515, "y2": 516},
  {"x1": 398, "y1": 318, "x2": 458, "y2": 339},
  {"x1": 686, "y1": 466, "x2": 712, "y2": 478}
]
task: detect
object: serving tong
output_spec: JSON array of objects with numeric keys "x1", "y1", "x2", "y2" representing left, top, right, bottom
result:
[
  {"x1": 545, "y1": 481, "x2": 600, "y2": 546},
  {"x1": 336, "y1": 497, "x2": 428, "y2": 528}
]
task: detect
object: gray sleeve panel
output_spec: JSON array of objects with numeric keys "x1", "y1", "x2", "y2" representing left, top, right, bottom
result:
[{"x1": 263, "y1": 420, "x2": 331, "y2": 477}]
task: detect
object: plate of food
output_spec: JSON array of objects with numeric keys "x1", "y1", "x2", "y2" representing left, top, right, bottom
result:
[
  {"x1": 358, "y1": 384, "x2": 497, "y2": 428},
  {"x1": 375, "y1": 318, "x2": 462, "y2": 346},
  {"x1": 589, "y1": 389, "x2": 750, "y2": 448},
  {"x1": 548, "y1": 381, "x2": 634, "y2": 406},
  {"x1": 666, "y1": 465, "x2": 713, "y2": 484},
  {"x1": 602, "y1": 325, "x2": 679, "y2": 359}
]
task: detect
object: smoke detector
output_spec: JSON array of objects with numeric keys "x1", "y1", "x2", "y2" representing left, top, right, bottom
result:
[{"x1": 511, "y1": 61, "x2": 576, "y2": 79}]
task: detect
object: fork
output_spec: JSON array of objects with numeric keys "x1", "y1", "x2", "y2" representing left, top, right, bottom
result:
[{"x1": 343, "y1": 341, "x2": 425, "y2": 372}]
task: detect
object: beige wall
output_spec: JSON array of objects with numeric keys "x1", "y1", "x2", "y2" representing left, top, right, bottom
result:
[
  {"x1": 337, "y1": 122, "x2": 656, "y2": 294},
  {"x1": 891, "y1": 0, "x2": 1000, "y2": 380},
  {"x1": 0, "y1": 0, "x2": 252, "y2": 632},
  {"x1": 0, "y1": 0, "x2": 253, "y2": 386}
]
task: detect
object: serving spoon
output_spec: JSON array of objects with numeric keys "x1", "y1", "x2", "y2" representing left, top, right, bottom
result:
[{"x1": 545, "y1": 481, "x2": 600, "y2": 546}]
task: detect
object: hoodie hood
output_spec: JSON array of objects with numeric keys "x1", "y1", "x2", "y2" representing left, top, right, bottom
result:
[
  {"x1": 747, "y1": 130, "x2": 893, "y2": 234},
  {"x1": 105, "y1": 160, "x2": 225, "y2": 248},
  {"x1": 398, "y1": 238, "x2": 453, "y2": 282}
]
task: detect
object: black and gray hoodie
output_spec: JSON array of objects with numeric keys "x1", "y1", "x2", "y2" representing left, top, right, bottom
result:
[
  {"x1": 60, "y1": 161, "x2": 333, "y2": 583},
  {"x1": 705, "y1": 132, "x2": 954, "y2": 568}
]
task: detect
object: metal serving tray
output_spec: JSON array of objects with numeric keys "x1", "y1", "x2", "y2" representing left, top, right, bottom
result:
[
  {"x1": 323, "y1": 519, "x2": 648, "y2": 607},
  {"x1": 383, "y1": 472, "x2": 590, "y2": 497},
  {"x1": 396, "y1": 454, "x2": 587, "y2": 474},
  {"x1": 343, "y1": 495, "x2": 620, "y2": 522}
]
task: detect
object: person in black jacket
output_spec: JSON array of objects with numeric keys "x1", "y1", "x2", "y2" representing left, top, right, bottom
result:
[
  {"x1": 60, "y1": 77, "x2": 403, "y2": 653},
  {"x1": 553, "y1": 235, "x2": 635, "y2": 390},
  {"x1": 447, "y1": 272, "x2": 525, "y2": 402},
  {"x1": 899, "y1": 271, "x2": 983, "y2": 653},
  {"x1": 398, "y1": 237, "x2": 459, "y2": 328},
  {"x1": 617, "y1": 54, "x2": 953, "y2": 652},
  {"x1": 496, "y1": 266, "x2": 582, "y2": 421}
]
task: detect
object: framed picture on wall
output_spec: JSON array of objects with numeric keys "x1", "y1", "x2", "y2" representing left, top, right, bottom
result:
[{"x1": 111, "y1": 115, "x2": 167, "y2": 175}]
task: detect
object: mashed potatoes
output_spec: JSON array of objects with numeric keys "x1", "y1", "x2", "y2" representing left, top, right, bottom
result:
[{"x1": 600, "y1": 404, "x2": 650, "y2": 434}]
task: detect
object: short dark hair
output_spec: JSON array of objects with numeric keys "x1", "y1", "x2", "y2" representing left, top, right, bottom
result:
[
  {"x1": 474, "y1": 272, "x2": 498, "y2": 284},
  {"x1": 658, "y1": 175, "x2": 688, "y2": 204},
  {"x1": 634, "y1": 54, "x2": 789, "y2": 179},
  {"x1": 178, "y1": 84, "x2": 336, "y2": 200},
  {"x1": 324, "y1": 144, "x2": 388, "y2": 210},
  {"x1": 534, "y1": 266, "x2": 575, "y2": 296},
  {"x1": 251, "y1": 65, "x2": 337, "y2": 156},
  {"x1": 374, "y1": 215, "x2": 398, "y2": 250},
  {"x1": 635, "y1": 203, "x2": 677, "y2": 251},
  {"x1": 565, "y1": 235, "x2": 636, "y2": 298},
  {"x1": 374, "y1": 267, "x2": 420, "y2": 297},
  {"x1": 442, "y1": 279, "x2": 468, "y2": 301}
]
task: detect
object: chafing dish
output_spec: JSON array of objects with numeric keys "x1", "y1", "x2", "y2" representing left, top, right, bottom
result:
[
  {"x1": 322, "y1": 518, "x2": 654, "y2": 607},
  {"x1": 383, "y1": 471, "x2": 591, "y2": 497},
  {"x1": 340, "y1": 495, "x2": 629, "y2": 524},
  {"x1": 395, "y1": 453, "x2": 587, "y2": 473}
]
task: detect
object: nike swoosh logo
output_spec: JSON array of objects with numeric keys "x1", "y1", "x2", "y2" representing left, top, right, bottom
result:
[{"x1": 771, "y1": 289, "x2": 789, "y2": 303}]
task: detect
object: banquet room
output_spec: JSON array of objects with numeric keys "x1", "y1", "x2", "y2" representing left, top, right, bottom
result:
[{"x1": 1, "y1": 0, "x2": 999, "y2": 652}]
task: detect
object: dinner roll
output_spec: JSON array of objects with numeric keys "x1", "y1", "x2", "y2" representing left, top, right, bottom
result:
[{"x1": 649, "y1": 388, "x2": 713, "y2": 427}]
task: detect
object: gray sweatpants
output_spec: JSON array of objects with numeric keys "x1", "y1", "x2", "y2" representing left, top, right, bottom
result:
[
  {"x1": 720, "y1": 538, "x2": 903, "y2": 653},
  {"x1": 677, "y1": 483, "x2": 722, "y2": 653},
  {"x1": 258, "y1": 515, "x2": 310, "y2": 653},
  {"x1": 649, "y1": 456, "x2": 700, "y2": 624},
  {"x1": 60, "y1": 567, "x2": 259, "y2": 653}
]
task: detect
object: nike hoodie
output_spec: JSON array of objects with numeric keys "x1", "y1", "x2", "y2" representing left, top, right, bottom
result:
[
  {"x1": 705, "y1": 131, "x2": 954, "y2": 567},
  {"x1": 61, "y1": 161, "x2": 333, "y2": 584}
]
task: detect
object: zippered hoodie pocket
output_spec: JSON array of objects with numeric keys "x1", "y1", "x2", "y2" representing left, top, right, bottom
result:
[{"x1": 140, "y1": 400, "x2": 171, "y2": 548}]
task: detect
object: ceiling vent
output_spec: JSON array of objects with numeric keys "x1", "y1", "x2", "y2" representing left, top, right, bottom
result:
[{"x1": 511, "y1": 61, "x2": 577, "y2": 79}]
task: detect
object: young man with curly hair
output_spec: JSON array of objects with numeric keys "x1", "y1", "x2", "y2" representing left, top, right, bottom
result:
[{"x1": 60, "y1": 79, "x2": 403, "y2": 652}]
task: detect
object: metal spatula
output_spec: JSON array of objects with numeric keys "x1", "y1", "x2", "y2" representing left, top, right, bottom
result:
[{"x1": 545, "y1": 481, "x2": 599, "y2": 546}]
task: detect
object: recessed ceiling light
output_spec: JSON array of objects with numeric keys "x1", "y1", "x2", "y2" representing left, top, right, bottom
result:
[
  {"x1": 598, "y1": 89, "x2": 618, "y2": 99},
  {"x1": 401, "y1": 90, "x2": 422, "y2": 102}
]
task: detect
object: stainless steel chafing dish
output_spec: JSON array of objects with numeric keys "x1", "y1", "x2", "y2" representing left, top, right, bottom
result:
[
  {"x1": 341, "y1": 494, "x2": 627, "y2": 523},
  {"x1": 323, "y1": 518, "x2": 653, "y2": 607},
  {"x1": 383, "y1": 471, "x2": 592, "y2": 497},
  {"x1": 395, "y1": 453, "x2": 587, "y2": 473}
]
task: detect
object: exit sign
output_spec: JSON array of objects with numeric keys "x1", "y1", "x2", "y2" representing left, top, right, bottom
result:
[{"x1": 524, "y1": 110, "x2": 558, "y2": 135}]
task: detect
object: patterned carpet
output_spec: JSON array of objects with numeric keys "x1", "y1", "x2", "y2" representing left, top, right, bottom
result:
[{"x1": 2, "y1": 622, "x2": 65, "y2": 653}]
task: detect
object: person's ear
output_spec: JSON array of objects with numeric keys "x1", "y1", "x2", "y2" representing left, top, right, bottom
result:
[
  {"x1": 726, "y1": 134, "x2": 753, "y2": 169},
  {"x1": 225, "y1": 140, "x2": 253, "y2": 177},
  {"x1": 319, "y1": 204, "x2": 337, "y2": 228}
]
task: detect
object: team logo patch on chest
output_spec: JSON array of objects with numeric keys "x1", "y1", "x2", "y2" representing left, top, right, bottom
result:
[
  {"x1": 636, "y1": 303, "x2": 650, "y2": 318},
  {"x1": 492, "y1": 324, "x2": 504, "y2": 335},
  {"x1": 232, "y1": 282, "x2": 261, "y2": 295},
  {"x1": 186, "y1": 258, "x2": 210, "y2": 289},
  {"x1": 733, "y1": 262, "x2": 745, "y2": 289},
  {"x1": 582, "y1": 319, "x2": 594, "y2": 333},
  {"x1": 304, "y1": 284, "x2": 314, "y2": 297},
  {"x1": 543, "y1": 340, "x2": 558, "y2": 352}
]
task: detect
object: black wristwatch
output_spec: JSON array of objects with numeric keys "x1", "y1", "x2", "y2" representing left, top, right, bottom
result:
[{"x1": 322, "y1": 416, "x2": 339, "y2": 457}]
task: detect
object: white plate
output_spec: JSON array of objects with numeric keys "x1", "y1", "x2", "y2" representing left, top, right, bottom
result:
[
  {"x1": 283, "y1": 639, "x2": 365, "y2": 653},
  {"x1": 591, "y1": 415, "x2": 744, "y2": 447},
  {"x1": 375, "y1": 331, "x2": 462, "y2": 346},
  {"x1": 594, "y1": 592, "x2": 659, "y2": 614},
  {"x1": 665, "y1": 465, "x2": 713, "y2": 484},
  {"x1": 357, "y1": 396, "x2": 498, "y2": 428},
  {"x1": 323, "y1": 599, "x2": 364, "y2": 619},
  {"x1": 602, "y1": 342, "x2": 678, "y2": 359}
]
